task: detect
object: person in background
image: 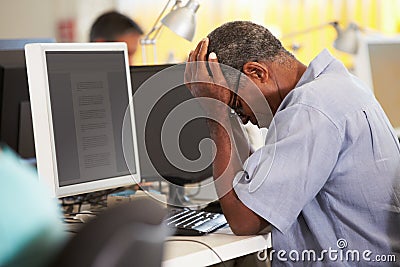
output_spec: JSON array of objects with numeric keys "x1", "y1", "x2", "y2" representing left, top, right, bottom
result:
[
  {"x1": 185, "y1": 21, "x2": 400, "y2": 265},
  {"x1": 89, "y1": 11, "x2": 143, "y2": 65},
  {"x1": 0, "y1": 144, "x2": 66, "y2": 267}
]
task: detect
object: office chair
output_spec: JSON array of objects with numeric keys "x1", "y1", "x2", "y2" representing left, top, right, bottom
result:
[{"x1": 51, "y1": 199, "x2": 170, "y2": 267}]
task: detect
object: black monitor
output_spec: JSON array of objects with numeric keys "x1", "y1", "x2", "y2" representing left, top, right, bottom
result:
[
  {"x1": 130, "y1": 64, "x2": 214, "y2": 205},
  {"x1": 0, "y1": 50, "x2": 35, "y2": 158},
  {"x1": 0, "y1": 38, "x2": 55, "y2": 158}
]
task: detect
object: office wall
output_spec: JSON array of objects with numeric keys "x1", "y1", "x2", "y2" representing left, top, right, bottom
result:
[
  {"x1": 1, "y1": 0, "x2": 399, "y2": 66},
  {"x1": 0, "y1": 0, "x2": 116, "y2": 42},
  {"x1": 73, "y1": 0, "x2": 117, "y2": 42},
  {"x1": 123, "y1": 0, "x2": 400, "y2": 66},
  {"x1": 0, "y1": 0, "x2": 56, "y2": 39}
]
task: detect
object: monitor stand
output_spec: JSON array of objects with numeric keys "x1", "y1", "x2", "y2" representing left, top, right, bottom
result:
[
  {"x1": 139, "y1": 173, "x2": 211, "y2": 208},
  {"x1": 18, "y1": 101, "x2": 35, "y2": 159},
  {"x1": 163, "y1": 175, "x2": 207, "y2": 208},
  {"x1": 168, "y1": 184, "x2": 191, "y2": 208}
]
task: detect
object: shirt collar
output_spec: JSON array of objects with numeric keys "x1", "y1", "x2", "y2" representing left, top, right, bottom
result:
[{"x1": 295, "y1": 49, "x2": 335, "y2": 88}]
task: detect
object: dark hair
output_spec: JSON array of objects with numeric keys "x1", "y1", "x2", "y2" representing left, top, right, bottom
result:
[
  {"x1": 89, "y1": 11, "x2": 143, "y2": 42},
  {"x1": 207, "y1": 21, "x2": 293, "y2": 85}
]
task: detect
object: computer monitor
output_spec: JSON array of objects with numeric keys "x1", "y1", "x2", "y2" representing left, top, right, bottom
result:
[
  {"x1": 0, "y1": 38, "x2": 55, "y2": 50},
  {"x1": 0, "y1": 50, "x2": 33, "y2": 157},
  {"x1": 130, "y1": 64, "x2": 213, "y2": 205},
  {"x1": 25, "y1": 42, "x2": 141, "y2": 198},
  {"x1": 354, "y1": 35, "x2": 400, "y2": 130},
  {"x1": 0, "y1": 38, "x2": 55, "y2": 158}
]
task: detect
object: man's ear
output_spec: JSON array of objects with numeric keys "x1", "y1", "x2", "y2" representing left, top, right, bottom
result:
[{"x1": 243, "y1": 62, "x2": 268, "y2": 83}]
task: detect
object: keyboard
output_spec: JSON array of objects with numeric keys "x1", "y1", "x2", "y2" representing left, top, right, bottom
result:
[{"x1": 165, "y1": 208, "x2": 228, "y2": 236}]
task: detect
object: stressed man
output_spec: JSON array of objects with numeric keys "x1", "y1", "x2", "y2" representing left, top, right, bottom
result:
[{"x1": 185, "y1": 21, "x2": 400, "y2": 265}]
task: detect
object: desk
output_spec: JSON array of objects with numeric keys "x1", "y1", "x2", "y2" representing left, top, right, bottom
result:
[
  {"x1": 163, "y1": 227, "x2": 271, "y2": 267},
  {"x1": 64, "y1": 218, "x2": 271, "y2": 266}
]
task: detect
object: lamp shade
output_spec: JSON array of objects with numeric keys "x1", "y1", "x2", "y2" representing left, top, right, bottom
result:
[
  {"x1": 161, "y1": 0, "x2": 200, "y2": 41},
  {"x1": 333, "y1": 22, "x2": 359, "y2": 54}
]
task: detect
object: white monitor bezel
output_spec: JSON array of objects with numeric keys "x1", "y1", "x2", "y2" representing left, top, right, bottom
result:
[{"x1": 25, "y1": 42, "x2": 141, "y2": 198}]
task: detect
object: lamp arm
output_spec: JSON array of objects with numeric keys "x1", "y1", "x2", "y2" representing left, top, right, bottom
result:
[
  {"x1": 143, "y1": 0, "x2": 180, "y2": 42},
  {"x1": 282, "y1": 21, "x2": 338, "y2": 39},
  {"x1": 151, "y1": 1, "x2": 177, "y2": 42}
]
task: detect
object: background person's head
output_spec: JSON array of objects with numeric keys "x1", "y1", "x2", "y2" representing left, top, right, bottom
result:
[{"x1": 90, "y1": 11, "x2": 143, "y2": 65}]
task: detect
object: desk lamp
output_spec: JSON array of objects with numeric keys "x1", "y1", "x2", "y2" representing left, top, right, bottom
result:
[
  {"x1": 283, "y1": 21, "x2": 361, "y2": 54},
  {"x1": 332, "y1": 22, "x2": 360, "y2": 54},
  {"x1": 141, "y1": 0, "x2": 200, "y2": 63}
]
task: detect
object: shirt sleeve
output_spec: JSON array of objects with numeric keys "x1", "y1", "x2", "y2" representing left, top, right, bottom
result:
[
  {"x1": 233, "y1": 103, "x2": 342, "y2": 233},
  {"x1": 0, "y1": 146, "x2": 66, "y2": 267}
]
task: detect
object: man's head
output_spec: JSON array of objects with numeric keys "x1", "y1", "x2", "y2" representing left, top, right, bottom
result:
[
  {"x1": 207, "y1": 21, "x2": 304, "y2": 126},
  {"x1": 207, "y1": 21, "x2": 292, "y2": 75},
  {"x1": 90, "y1": 11, "x2": 143, "y2": 64}
]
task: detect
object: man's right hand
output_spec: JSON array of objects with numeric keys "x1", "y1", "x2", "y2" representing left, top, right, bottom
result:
[{"x1": 184, "y1": 38, "x2": 233, "y2": 115}]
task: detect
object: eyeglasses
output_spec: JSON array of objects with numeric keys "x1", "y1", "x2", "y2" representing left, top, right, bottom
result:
[{"x1": 229, "y1": 72, "x2": 244, "y2": 117}]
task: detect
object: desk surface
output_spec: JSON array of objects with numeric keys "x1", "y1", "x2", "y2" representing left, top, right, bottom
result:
[{"x1": 163, "y1": 227, "x2": 271, "y2": 267}]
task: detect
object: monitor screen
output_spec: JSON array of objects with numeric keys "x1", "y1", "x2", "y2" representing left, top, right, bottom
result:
[
  {"x1": 0, "y1": 50, "x2": 35, "y2": 158},
  {"x1": 130, "y1": 64, "x2": 213, "y2": 186},
  {"x1": 0, "y1": 38, "x2": 55, "y2": 158},
  {"x1": 25, "y1": 43, "x2": 140, "y2": 197},
  {"x1": 354, "y1": 35, "x2": 400, "y2": 129}
]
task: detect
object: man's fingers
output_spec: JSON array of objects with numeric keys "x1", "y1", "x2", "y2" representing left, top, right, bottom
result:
[
  {"x1": 189, "y1": 38, "x2": 211, "y2": 82},
  {"x1": 195, "y1": 38, "x2": 209, "y2": 76},
  {"x1": 190, "y1": 39, "x2": 203, "y2": 63},
  {"x1": 208, "y1": 52, "x2": 226, "y2": 85},
  {"x1": 187, "y1": 50, "x2": 194, "y2": 63},
  {"x1": 197, "y1": 38, "x2": 208, "y2": 61},
  {"x1": 185, "y1": 51, "x2": 194, "y2": 79},
  {"x1": 184, "y1": 50, "x2": 194, "y2": 89},
  {"x1": 193, "y1": 38, "x2": 203, "y2": 57},
  {"x1": 189, "y1": 40, "x2": 204, "y2": 78}
]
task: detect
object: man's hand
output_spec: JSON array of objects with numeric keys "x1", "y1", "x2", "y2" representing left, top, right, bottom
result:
[
  {"x1": 184, "y1": 38, "x2": 232, "y2": 114},
  {"x1": 182, "y1": 38, "x2": 269, "y2": 236}
]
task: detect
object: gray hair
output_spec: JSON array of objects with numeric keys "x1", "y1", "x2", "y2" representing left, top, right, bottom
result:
[{"x1": 207, "y1": 21, "x2": 293, "y2": 87}]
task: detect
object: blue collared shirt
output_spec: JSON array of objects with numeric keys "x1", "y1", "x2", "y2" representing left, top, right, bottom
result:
[{"x1": 234, "y1": 49, "x2": 400, "y2": 265}]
